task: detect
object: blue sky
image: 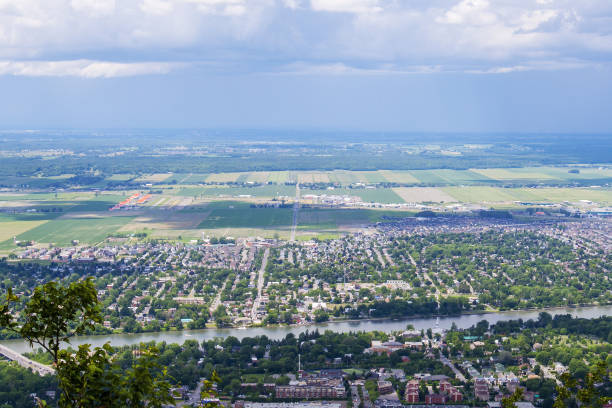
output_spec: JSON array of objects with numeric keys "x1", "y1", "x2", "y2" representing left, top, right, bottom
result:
[{"x1": 1, "y1": 0, "x2": 611, "y2": 132}]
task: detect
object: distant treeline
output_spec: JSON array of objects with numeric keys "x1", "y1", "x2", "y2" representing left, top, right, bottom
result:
[{"x1": 1, "y1": 132, "x2": 611, "y2": 177}]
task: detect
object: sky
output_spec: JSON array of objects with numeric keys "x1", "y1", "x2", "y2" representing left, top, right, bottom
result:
[{"x1": 1, "y1": 0, "x2": 612, "y2": 132}]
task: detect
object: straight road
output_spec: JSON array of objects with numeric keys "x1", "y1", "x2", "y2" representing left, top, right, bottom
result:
[
  {"x1": 251, "y1": 247, "x2": 270, "y2": 322},
  {"x1": 439, "y1": 355, "x2": 466, "y2": 382},
  {"x1": 210, "y1": 276, "x2": 229, "y2": 314},
  {"x1": 290, "y1": 184, "x2": 300, "y2": 242}
]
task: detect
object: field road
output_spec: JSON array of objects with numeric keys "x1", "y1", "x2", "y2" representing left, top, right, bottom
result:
[
  {"x1": 251, "y1": 247, "x2": 270, "y2": 322},
  {"x1": 290, "y1": 184, "x2": 300, "y2": 242},
  {"x1": 0, "y1": 344, "x2": 55, "y2": 376}
]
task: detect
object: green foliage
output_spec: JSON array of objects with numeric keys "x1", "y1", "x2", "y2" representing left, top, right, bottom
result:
[
  {"x1": 19, "y1": 279, "x2": 101, "y2": 361},
  {"x1": 0, "y1": 280, "x2": 176, "y2": 407},
  {"x1": 0, "y1": 361, "x2": 57, "y2": 408},
  {"x1": 554, "y1": 359, "x2": 609, "y2": 408},
  {"x1": 501, "y1": 388, "x2": 524, "y2": 408}
]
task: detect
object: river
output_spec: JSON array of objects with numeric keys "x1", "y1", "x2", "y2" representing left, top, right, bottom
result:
[{"x1": 1, "y1": 305, "x2": 610, "y2": 354}]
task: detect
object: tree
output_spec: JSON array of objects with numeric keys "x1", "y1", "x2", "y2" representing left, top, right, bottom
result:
[
  {"x1": 554, "y1": 359, "x2": 609, "y2": 408},
  {"x1": 314, "y1": 309, "x2": 329, "y2": 323},
  {"x1": 501, "y1": 388, "x2": 523, "y2": 408},
  {"x1": 212, "y1": 305, "x2": 231, "y2": 327},
  {"x1": 0, "y1": 280, "x2": 175, "y2": 407}
]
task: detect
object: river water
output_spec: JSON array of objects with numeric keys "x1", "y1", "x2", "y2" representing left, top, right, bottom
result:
[{"x1": 2, "y1": 305, "x2": 610, "y2": 354}]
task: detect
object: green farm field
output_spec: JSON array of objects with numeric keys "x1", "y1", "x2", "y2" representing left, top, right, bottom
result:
[
  {"x1": 177, "y1": 185, "x2": 296, "y2": 199},
  {"x1": 443, "y1": 186, "x2": 612, "y2": 203},
  {"x1": 411, "y1": 169, "x2": 494, "y2": 185},
  {"x1": 5, "y1": 216, "x2": 134, "y2": 247},
  {"x1": 298, "y1": 208, "x2": 414, "y2": 230},
  {"x1": 0, "y1": 214, "x2": 50, "y2": 243},
  {"x1": 197, "y1": 202, "x2": 294, "y2": 229}
]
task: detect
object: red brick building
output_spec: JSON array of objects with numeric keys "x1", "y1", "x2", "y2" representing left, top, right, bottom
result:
[
  {"x1": 405, "y1": 380, "x2": 420, "y2": 403},
  {"x1": 425, "y1": 394, "x2": 447, "y2": 404},
  {"x1": 474, "y1": 378, "x2": 490, "y2": 401}
]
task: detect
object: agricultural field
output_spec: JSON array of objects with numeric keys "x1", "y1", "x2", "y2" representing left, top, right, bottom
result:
[
  {"x1": 197, "y1": 201, "x2": 294, "y2": 229},
  {"x1": 150, "y1": 166, "x2": 612, "y2": 187},
  {"x1": 411, "y1": 169, "x2": 494, "y2": 185},
  {"x1": 392, "y1": 187, "x2": 456, "y2": 203},
  {"x1": 302, "y1": 187, "x2": 404, "y2": 204},
  {"x1": 6, "y1": 216, "x2": 134, "y2": 247},
  {"x1": 164, "y1": 173, "x2": 209, "y2": 184},
  {"x1": 298, "y1": 171, "x2": 331, "y2": 184},
  {"x1": 297, "y1": 208, "x2": 414, "y2": 230},
  {"x1": 176, "y1": 184, "x2": 296, "y2": 199},
  {"x1": 471, "y1": 168, "x2": 558, "y2": 180},
  {"x1": 118, "y1": 210, "x2": 210, "y2": 232},
  {"x1": 443, "y1": 186, "x2": 612, "y2": 204},
  {"x1": 244, "y1": 172, "x2": 271, "y2": 183},
  {"x1": 0, "y1": 164, "x2": 610, "y2": 248},
  {"x1": 327, "y1": 170, "x2": 359, "y2": 184},
  {"x1": 266, "y1": 171, "x2": 291, "y2": 183},
  {"x1": 356, "y1": 171, "x2": 388, "y2": 183},
  {"x1": 206, "y1": 172, "x2": 244, "y2": 183},
  {"x1": 133, "y1": 173, "x2": 172, "y2": 183},
  {"x1": 105, "y1": 174, "x2": 135, "y2": 181},
  {"x1": 378, "y1": 170, "x2": 419, "y2": 184},
  {"x1": 0, "y1": 215, "x2": 49, "y2": 243}
]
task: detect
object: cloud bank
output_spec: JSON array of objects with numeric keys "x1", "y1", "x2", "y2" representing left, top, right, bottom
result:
[
  {"x1": 0, "y1": 60, "x2": 180, "y2": 77},
  {"x1": 0, "y1": 0, "x2": 611, "y2": 76}
]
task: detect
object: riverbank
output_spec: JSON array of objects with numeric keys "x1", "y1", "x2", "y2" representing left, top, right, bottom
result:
[{"x1": 1, "y1": 304, "x2": 610, "y2": 355}]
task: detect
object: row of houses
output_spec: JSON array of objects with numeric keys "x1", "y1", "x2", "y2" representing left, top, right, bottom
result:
[{"x1": 275, "y1": 377, "x2": 346, "y2": 399}]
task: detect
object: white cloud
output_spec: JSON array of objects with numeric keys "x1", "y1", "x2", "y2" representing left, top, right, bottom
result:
[
  {"x1": 516, "y1": 9, "x2": 559, "y2": 31},
  {"x1": 71, "y1": 0, "x2": 116, "y2": 16},
  {"x1": 184, "y1": 0, "x2": 247, "y2": 16},
  {"x1": 0, "y1": 0, "x2": 610, "y2": 76},
  {"x1": 140, "y1": 0, "x2": 174, "y2": 15},
  {"x1": 0, "y1": 60, "x2": 182, "y2": 77},
  {"x1": 437, "y1": 0, "x2": 497, "y2": 25},
  {"x1": 282, "y1": 0, "x2": 302, "y2": 10},
  {"x1": 310, "y1": 0, "x2": 381, "y2": 14}
]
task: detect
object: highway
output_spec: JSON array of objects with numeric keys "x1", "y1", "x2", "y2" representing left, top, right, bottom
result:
[{"x1": 0, "y1": 344, "x2": 55, "y2": 376}]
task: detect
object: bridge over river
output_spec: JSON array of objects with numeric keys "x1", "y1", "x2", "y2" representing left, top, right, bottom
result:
[{"x1": 0, "y1": 344, "x2": 55, "y2": 376}]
